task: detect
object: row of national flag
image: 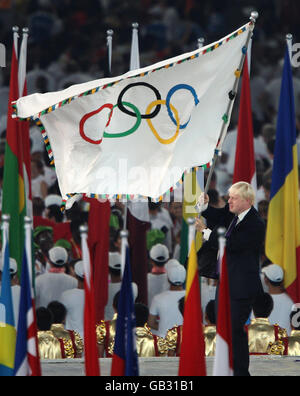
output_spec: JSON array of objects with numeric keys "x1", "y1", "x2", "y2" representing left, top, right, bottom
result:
[{"x1": 0, "y1": 27, "x2": 40, "y2": 377}]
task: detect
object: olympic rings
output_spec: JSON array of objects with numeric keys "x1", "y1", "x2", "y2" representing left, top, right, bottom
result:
[
  {"x1": 79, "y1": 103, "x2": 113, "y2": 145},
  {"x1": 146, "y1": 100, "x2": 180, "y2": 145},
  {"x1": 103, "y1": 101, "x2": 142, "y2": 138},
  {"x1": 79, "y1": 83, "x2": 199, "y2": 146},
  {"x1": 166, "y1": 84, "x2": 199, "y2": 129},
  {"x1": 117, "y1": 82, "x2": 162, "y2": 119}
]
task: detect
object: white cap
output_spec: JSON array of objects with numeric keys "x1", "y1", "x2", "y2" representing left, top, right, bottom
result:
[
  {"x1": 165, "y1": 259, "x2": 181, "y2": 272},
  {"x1": 48, "y1": 246, "x2": 68, "y2": 266},
  {"x1": 149, "y1": 243, "x2": 169, "y2": 263},
  {"x1": 109, "y1": 252, "x2": 121, "y2": 270},
  {"x1": 167, "y1": 264, "x2": 186, "y2": 285},
  {"x1": 45, "y1": 194, "x2": 62, "y2": 208},
  {"x1": 262, "y1": 264, "x2": 284, "y2": 283},
  {"x1": 74, "y1": 260, "x2": 84, "y2": 278},
  {"x1": 0, "y1": 257, "x2": 18, "y2": 275}
]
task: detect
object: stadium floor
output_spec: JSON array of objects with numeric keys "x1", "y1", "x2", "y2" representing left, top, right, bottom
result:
[{"x1": 41, "y1": 356, "x2": 300, "y2": 376}]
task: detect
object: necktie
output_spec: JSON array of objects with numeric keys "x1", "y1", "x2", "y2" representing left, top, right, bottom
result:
[{"x1": 225, "y1": 215, "x2": 238, "y2": 238}]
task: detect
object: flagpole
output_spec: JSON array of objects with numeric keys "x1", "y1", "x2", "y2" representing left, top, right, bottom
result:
[
  {"x1": 1, "y1": 214, "x2": 10, "y2": 257},
  {"x1": 187, "y1": 217, "x2": 196, "y2": 256},
  {"x1": 203, "y1": 11, "x2": 258, "y2": 197},
  {"x1": 197, "y1": 37, "x2": 205, "y2": 49},
  {"x1": 106, "y1": 29, "x2": 114, "y2": 76},
  {"x1": 12, "y1": 26, "x2": 19, "y2": 59},
  {"x1": 120, "y1": 229, "x2": 129, "y2": 277},
  {"x1": 286, "y1": 33, "x2": 293, "y2": 64},
  {"x1": 18, "y1": 28, "x2": 29, "y2": 97},
  {"x1": 122, "y1": 21, "x2": 141, "y2": 233}
]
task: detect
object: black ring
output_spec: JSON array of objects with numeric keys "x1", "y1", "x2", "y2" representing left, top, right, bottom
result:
[{"x1": 117, "y1": 82, "x2": 162, "y2": 119}]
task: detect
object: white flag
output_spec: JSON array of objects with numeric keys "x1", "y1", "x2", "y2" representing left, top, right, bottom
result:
[{"x1": 15, "y1": 23, "x2": 252, "y2": 205}]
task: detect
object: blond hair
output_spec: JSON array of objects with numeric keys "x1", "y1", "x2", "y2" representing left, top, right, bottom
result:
[{"x1": 228, "y1": 182, "x2": 255, "y2": 206}]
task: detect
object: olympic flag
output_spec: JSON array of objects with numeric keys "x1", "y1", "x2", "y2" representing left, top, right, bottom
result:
[{"x1": 14, "y1": 22, "x2": 253, "y2": 205}]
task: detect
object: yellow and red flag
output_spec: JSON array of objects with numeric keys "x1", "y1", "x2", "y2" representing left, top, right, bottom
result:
[{"x1": 179, "y1": 237, "x2": 206, "y2": 376}]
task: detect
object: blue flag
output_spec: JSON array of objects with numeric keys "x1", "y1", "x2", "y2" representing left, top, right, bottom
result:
[
  {"x1": 111, "y1": 247, "x2": 139, "y2": 376},
  {"x1": 0, "y1": 240, "x2": 16, "y2": 376}
]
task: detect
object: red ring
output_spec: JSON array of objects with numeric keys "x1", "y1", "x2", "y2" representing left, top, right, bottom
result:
[{"x1": 79, "y1": 103, "x2": 113, "y2": 145}]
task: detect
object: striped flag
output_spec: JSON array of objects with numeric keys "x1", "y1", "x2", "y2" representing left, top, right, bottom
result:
[
  {"x1": 178, "y1": 228, "x2": 206, "y2": 376},
  {"x1": 86, "y1": 198, "x2": 110, "y2": 322},
  {"x1": 233, "y1": 55, "x2": 257, "y2": 197},
  {"x1": 81, "y1": 225, "x2": 100, "y2": 376},
  {"x1": 265, "y1": 47, "x2": 300, "y2": 302},
  {"x1": 111, "y1": 247, "x2": 139, "y2": 376},
  {"x1": 213, "y1": 235, "x2": 233, "y2": 376},
  {"x1": 13, "y1": 242, "x2": 41, "y2": 376},
  {"x1": 0, "y1": 219, "x2": 16, "y2": 376},
  {"x1": 2, "y1": 28, "x2": 25, "y2": 275}
]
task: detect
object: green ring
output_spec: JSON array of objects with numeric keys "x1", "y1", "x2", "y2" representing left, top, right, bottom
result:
[{"x1": 103, "y1": 101, "x2": 141, "y2": 138}]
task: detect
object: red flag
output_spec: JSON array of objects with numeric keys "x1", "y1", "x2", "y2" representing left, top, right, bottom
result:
[
  {"x1": 18, "y1": 29, "x2": 32, "y2": 220},
  {"x1": 87, "y1": 198, "x2": 110, "y2": 322},
  {"x1": 178, "y1": 239, "x2": 206, "y2": 376},
  {"x1": 233, "y1": 55, "x2": 256, "y2": 191},
  {"x1": 127, "y1": 202, "x2": 150, "y2": 305},
  {"x1": 81, "y1": 225, "x2": 100, "y2": 376},
  {"x1": 213, "y1": 243, "x2": 233, "y2": 376}
]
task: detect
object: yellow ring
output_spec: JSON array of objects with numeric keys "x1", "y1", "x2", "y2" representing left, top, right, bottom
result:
[{"x1": 146, "y1": 100, "x2": 180, "y2": 145}]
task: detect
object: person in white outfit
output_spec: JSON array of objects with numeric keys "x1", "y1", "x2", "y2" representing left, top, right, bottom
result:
[
  {"x1": 104, "y1": 252, "x2": 138, "y2": 320},
  {"x1": 147, "y1": 244, "x2": 170, "y2": 308},
  {"x1": 35, "y1": 246, "x2": 77, "y2": 309},
  {"x1": 60, "y1": 261, "x2": 85, "y2": 337},
  {"x1": 262, "y1": 264, "x2": 294, "y2": 335},
  {"x1": 148, "y1": 263, "x2": 186, "y2": 337}
]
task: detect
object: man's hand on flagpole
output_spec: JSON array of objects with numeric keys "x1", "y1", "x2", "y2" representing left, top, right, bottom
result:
[
  {"x1": 195, "y1": 217, "x2": 207, "y2": 233},
  {"x1": 195, "y1": 192, "x2": 209, "y2": 214}
]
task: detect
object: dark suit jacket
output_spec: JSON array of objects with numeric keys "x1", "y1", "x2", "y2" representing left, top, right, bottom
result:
[{"x1": 202, "y1": 204, "x2": 265, "y2": 300}]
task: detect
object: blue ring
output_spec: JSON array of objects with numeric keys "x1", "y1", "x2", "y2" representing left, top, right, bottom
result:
[{"x1": 166, "y1": 84, "x2": 199, "y2": 129}]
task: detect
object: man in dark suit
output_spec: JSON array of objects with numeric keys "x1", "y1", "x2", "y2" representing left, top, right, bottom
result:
[{"x1": 195, "y1": 182, "x2": 265, "y2": 376}]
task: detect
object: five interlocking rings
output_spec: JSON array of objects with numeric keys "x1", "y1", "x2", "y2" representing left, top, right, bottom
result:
[{"x1": 79, "y1": 82, "x2": 199, "y2": 145}]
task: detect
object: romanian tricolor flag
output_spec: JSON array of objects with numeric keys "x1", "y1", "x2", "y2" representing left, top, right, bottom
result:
[
  {"x1": 0, "y1": 225, "x2": 16, "y2": 376},
  {"x1": 178, "y1": 236, "x2": 206, "y2": 376},
  {"x1": 2, "y1": 29, "x2": 26, "y2": 274},
  {"x1": 265, "y1": 47, "x2": 300, "y2": 302}
]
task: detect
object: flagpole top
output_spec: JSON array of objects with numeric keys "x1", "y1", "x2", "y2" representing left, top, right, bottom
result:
[
  {"x1": 120, "y1": 229, "x2": 129, "y2": 239},
  {"x1": 197, "y1": 38, "x2": 205, "y2": 49},
  {"x1": 1, "y1": 214, "x2": 10, "y2": 223},
  {"x1": 12, "y1": 26, "x2": 19, "y2": 33},
  {"x1": 24, "y1": 216, "x2": 32, "y2": 225},
  {"x1": 79, "y1": 224, "x2": 88, "y2": 234},
  {"x1": 286, "y1": 33, "x2": 293, "y2": 41},
  {"x1": 250, "y1": 11, "x2": 259, "y2": 22},
  {"x1": 22, "y1": 27, "x2": 29, "y2": 34},
  {"x1": 132, "y1": 22, "x2": 139, "y2": 30},
  {"x1": 107, "y1": 29, "x2": 114, "y2": 37},
  {"x1": 187, "y1": 217, "x2": 196, "y2": 226}
]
